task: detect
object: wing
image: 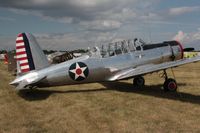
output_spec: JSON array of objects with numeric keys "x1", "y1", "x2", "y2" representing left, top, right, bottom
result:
[{"x1": 108, "y1": 56, "x2": 200, "y2": 81}]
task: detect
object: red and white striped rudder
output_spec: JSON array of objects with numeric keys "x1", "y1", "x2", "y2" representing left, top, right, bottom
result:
[
  {"x1": 16, "y1": 33, "x2": 30, "y2": 73},
  {"x1": 15, "y1": 33, "x2": 49, "y2": 75}
]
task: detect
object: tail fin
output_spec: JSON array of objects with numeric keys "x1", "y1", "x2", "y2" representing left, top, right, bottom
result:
[{"x1": 16, "y1": 33, "x2": 49, "y2": 75}]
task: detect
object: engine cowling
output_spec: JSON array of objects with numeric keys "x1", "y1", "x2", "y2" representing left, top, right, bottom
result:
[{"x1": 164, "y1": 41, "x2": 184, "y2": 61}]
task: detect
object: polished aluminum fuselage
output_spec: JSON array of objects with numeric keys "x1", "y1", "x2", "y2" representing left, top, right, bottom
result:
[{"x1": 29, "y1": 44, "x2": 182, "y2": 88}]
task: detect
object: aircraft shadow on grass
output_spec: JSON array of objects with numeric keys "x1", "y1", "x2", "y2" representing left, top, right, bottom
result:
[
  {"x1": 18, "y1": 82, "x2": 200, "y2": 105},
  {"x1": 102, "y1": 82, "x2": 200, "y2": 105}
]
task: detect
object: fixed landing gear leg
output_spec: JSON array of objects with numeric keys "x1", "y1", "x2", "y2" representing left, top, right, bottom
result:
[{"x1": 162, "y1": 70, "x2": 177, "y2": 92}]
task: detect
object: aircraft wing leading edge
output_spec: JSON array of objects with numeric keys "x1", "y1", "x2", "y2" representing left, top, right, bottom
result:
[{"x1": 109, "y1": 56, "x2": 200, "y2": 81}]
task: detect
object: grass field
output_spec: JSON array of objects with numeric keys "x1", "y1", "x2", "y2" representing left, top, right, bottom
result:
[{"x1": 0, "y1": 61, "x2": 200, "y2": 133}]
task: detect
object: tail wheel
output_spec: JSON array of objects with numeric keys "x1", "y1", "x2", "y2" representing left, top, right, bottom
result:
[
  {"x1": 133, "y1": 76, "x2": 145, "y2": 87},
  {"x1": 163, "y1": 78, "x2": 177, "y2": 92}
]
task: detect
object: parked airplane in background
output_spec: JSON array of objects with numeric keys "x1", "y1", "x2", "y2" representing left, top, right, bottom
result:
[{"x1": 10, "y1": 33, "x2": 200, "y2": 92}]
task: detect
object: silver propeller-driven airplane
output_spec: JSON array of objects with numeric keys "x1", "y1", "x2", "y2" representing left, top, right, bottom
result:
[{"x1": 10, "y1": 33, "x2": 200, "y2": 92}]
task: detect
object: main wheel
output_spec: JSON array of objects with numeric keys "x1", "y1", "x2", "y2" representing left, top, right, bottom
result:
[
  {"x1": 163, "y1": 78, "x2": 177, "y2": 92},
  {"x1": 133, "y1": 76, "x2": 145, "y2": 87}
]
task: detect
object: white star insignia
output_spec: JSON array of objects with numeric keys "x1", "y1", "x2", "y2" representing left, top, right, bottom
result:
[{"x1": 69, "y1": 63, "x2": 87, "y2": 80}]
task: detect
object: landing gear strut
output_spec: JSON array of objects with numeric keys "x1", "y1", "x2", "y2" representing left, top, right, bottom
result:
[
  {"x1": 133, "y1": 76, "x2": 145, "y2": 87},
  {"x1": 162, "y1": 70, "x2": 177, "y2": 92}
]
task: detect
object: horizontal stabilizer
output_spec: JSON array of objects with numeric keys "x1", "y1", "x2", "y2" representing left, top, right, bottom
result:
[{"x1": 11, "y1": 76, "x2": 46, "y2": 90}]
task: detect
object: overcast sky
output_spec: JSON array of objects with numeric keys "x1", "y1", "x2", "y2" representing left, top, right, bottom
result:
[{"x1": 0, "y1": 0, "x2": 200, "y2": 50}]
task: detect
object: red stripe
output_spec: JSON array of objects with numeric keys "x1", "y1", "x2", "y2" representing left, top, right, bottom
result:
[
  {"x1": 18, "y1": 34, "x2": 23, "y2": 37},
  {"x1": 16, "y1": 40, "x2": 24, "y2": 43},
  {"x1": 16, "y1": 57, "x2": 28, "y2": 61},
  {"x1": 16, "y1": 46, "x2": 25, "y2": 49},
  {"x1": 20, "y1": 63, "x2": 29, "y2": 67},
  {"x1": 21, "y1": 68, "x2": 30, "y2": 73},
  {"x1": 16, "y1": 51, "x2": 26, "y2": 55}
]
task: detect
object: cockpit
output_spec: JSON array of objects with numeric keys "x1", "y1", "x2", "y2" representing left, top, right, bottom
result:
[
  {"x1": 89, "y1": 38, "x2": 146, "y2": 58},
  {"x1": 88, "y1": 39, "x2": 181, "y2": 59}
]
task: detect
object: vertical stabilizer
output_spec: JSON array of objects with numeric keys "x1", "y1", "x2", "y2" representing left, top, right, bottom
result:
[{"x1": 16, "y1": 33, "x2": 49, "y2": 75}]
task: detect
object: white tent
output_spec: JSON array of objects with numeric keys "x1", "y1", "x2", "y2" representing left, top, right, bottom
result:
[{"x1": 0, "y1": 54, "x2": 5, "y2": 60}]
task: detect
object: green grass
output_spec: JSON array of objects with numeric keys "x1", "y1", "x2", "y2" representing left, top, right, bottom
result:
[{"x1": 0, "y1": 61, "x2": 200, "y2": 133}]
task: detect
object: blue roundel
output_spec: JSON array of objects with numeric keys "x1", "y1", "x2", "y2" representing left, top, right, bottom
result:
[{"x1": 69, "y1": 62, "x2": 89, "y2": 81}]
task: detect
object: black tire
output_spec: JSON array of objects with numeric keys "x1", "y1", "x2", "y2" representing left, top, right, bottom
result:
[
  {"x1": 163, "y1": 78, "x2": 177, "y2": 92},
  {"x1": 133, "y1": 76, "x2": 145, "y2": 87}
]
